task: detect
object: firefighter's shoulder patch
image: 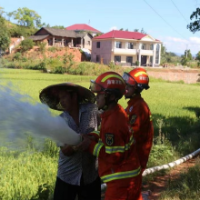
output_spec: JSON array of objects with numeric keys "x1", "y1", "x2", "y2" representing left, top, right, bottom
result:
[
  {"x1": 130, "y1": 115, "x2": 137, "y2": 125},
  {"x1": 105, "y1": 133, "x2": 114, "y2": 146}
]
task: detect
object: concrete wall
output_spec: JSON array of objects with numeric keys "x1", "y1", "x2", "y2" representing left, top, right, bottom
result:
[
  {"x1": 148, "y1": 69, "x2": 200, "y2": 84},
  {"x1": 91, "y1": 40, "x2": 112, "y2": 64},
  {"x1": 83, "y1": 34, "x2": 92, "y2": 50}
]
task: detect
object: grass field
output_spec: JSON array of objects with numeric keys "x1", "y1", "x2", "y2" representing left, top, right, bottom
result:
[{"x1": 0, "y1": 68, "x2": 200, "y2": 199}]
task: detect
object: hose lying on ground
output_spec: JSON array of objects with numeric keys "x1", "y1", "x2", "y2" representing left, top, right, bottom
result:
[
  {"x1": 101, "y1": 148, "x2": 200, "y2": 191},
  {"x1": 143, "y1": 148, "x2": 200, "y2": 176}
]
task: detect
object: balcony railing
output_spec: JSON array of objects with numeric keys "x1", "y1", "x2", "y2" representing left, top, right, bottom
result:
[
  {"x1": 140, "y1": 49, "x2": 154, "y2": 56},
  {"x1": 112, "y1": 48, "x2": 154, "y2": 56},
  {"x1": 112, "y1": 48, "x2": 137, "y2": 55}
]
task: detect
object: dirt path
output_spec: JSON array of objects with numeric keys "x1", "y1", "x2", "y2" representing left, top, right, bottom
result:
[
  {"x1": 142, "y1": 157, "x2": 198, "y2": 200},
  {"x1": 100, "y1": 157, "x2": 198, "y2": 199}
]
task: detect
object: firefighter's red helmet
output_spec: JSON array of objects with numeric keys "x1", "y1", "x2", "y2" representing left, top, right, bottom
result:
[
  {"x1": 90, "y1": 71, "x2": 125, "y2": 99},
  {"x1": 123, "y1": 68, "x2": 149, "y2": 90}
]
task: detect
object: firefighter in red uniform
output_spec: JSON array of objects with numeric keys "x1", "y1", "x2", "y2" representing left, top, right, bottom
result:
[
  {"x1": 77, "y1": 71, "x2": 143, "y2": 200},
  {"x1": 123, "y1": 68, "x2": 154, "y2": 173}
]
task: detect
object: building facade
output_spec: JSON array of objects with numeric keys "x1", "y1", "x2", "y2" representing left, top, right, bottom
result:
[
  {"x1": 29, "y1": 27, "x2": 93, "y2": 50},
  {"x1": 91, "y1": 30, "x2": 162, "y2": 67}
]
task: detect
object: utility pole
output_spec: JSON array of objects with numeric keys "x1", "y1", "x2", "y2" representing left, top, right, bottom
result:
[{"x1": 186, "y1": 44, "x2": 188, "y2": 58}]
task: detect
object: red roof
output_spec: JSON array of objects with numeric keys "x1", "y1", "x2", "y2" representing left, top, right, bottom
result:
[
  {"x1": 94, "y1": 30, "x2": 147, "y2": 40},
  {"x1": 66, "y1": 24, "x2": 101, "y2": 33}
]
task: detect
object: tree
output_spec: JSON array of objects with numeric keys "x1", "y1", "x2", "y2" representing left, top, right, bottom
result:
[
  {"x1": 38, "y1": 42, "x2": 46, "y2": 54},
  {"x1": 7, "y1": 11, "x2": 14, "y2": 21},
  {"x1": 12, "y1": 7, "x2": 42, "y2": 28},
  {"x1": 51, "y1": 25, "x2": 65, "y2": 29},
  {"x1": 134, "y1": 29, "x2": 139, "y2": 32},
  {"x1": 181, "y1": 49, "x2": 192, "y2": 66},
  {"x1": 196, "y1": 51, "x2": 200, "y2": 66},
  {"x1": 140, "y1": 28, "x2": 147, "y2": 34},
  {"x1": 187, "y1": 8, "x2": 200, "y2": 33},
  {"x1": 0, "y1": 16, "x2": 10, "y2": 52},
  {"x1": 20, "y1": 38, "x2": 34, "y2": 53},
  {"x1": 184, "y1": 49, "x2": 193, "y2": 60},
  {"x1": 0, "y1": 7, "x2": 5, "y2": 17},
  {"x1": 160, "y1": 44, "x2": 179, "y2": 65}
]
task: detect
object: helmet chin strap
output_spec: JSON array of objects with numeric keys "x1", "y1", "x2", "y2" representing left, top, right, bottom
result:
[
  {"x1": 125, "y1": 87, "x2": 142, "y2": 99},
  {"x1": 100, "y1": 105, "x2": 108, "y2": 111},
  {"x1": 100, "y1": 92, "x2": 117, "y2": 110},
  {"x1": 125, "y1": 93, "x2": 137, "y2": 99}
]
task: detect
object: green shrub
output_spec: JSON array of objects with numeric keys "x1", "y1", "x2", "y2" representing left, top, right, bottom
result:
[
  {"x1": 135, "y1": 60, "x2": 139, "y2": 66},
  {"x1": 13, "y1": 52, "x2": 22, "y2": 61},
  {"x1": 51, "y1": 66, "x2": 66, "y2": 74},
  {"x1": 48, "y1": 47, "x2": 57, "y2": 53},
  {"x1": 21, "y1": 57, "x2": 28, "y2": 62},
  {"x1": 20, "y1": 39, "x2": 34, "y2": 53},
  {"x1": 38, "y1": 42, "x2": 46, "y2": 54},
  {"x1": 63, "y1": 52, "x2": 75, "y2": 68},
  {"x1": 108, "y1": 61, "x2": 116, "y2": 69}
]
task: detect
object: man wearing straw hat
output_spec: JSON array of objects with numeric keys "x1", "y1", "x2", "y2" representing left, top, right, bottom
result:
[{"x1": 40, "y1": 83, "x2": 101, "y2": 200}]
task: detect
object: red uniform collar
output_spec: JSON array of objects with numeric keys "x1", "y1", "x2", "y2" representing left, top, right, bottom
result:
[
  {"x1": 101, "y1": 104, "x2": 121, "y2": 118},
  {"x1": 127, "y1": 94, "x2": 142, "y2": 106}
]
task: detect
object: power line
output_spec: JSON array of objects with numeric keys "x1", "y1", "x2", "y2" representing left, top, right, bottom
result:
[
  {"x1": 143, "y1": 0, "x2": 200, "y2": 47},
  {"x1": 171, "y1": 0, "x2": 188, "y2": 23},
  {"x1": 143, "y1": 0, "x2": 188, "y2": 40},
  {"x1": 170, "y1": 0, "x2": 200, "y2": 40}
]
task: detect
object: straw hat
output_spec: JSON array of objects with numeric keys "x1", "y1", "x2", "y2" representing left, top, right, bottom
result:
[{"x1": 39, "y1": 83, "x2": 95, "y2": 111}]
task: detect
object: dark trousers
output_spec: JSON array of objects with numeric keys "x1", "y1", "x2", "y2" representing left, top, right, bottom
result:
[{"x1": 53, "y1": 176, "x2": 101, "y2": 200}]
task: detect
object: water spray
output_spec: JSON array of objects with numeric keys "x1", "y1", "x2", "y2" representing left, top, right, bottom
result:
[{"x1": 0, "y1": 83, "x2": 82, "y2": 149}]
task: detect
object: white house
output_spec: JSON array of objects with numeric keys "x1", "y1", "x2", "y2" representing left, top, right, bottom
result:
[{"x1": 91, "y1": 30, "x2": 162, "y2": 67}]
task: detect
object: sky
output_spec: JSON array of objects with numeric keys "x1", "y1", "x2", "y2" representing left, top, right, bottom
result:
[{"x1": 1, "y1": 0, "x2": 200, "y2": 56}]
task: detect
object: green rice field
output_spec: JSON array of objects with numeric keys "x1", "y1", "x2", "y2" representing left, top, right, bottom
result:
[{"x1": 0, "y1": 68, "x2": 200, "y2": 199}]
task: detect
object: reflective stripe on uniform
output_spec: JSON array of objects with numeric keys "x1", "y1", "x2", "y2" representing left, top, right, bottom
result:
[
  {"x1": 98, "y1": 124, "x2": 101, "y2": 130},
  {"x1": 101, "y1": 167, "x2": 141, "y2": 182},
  {"x1": 90, "y1": 130, "x2": 100, "y2": 136},
  {"x1": 93, "y1": 141, "x2": 104, "y2": 157},
  {"x1": 105, "y1": 135, "x2": 135, "y2": 154}
]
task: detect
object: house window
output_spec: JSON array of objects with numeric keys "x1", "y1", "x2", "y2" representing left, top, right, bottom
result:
[
  {"x1": 116, "y1": 42, "x2": 122, "y2": 48},
  {"x1": 114, "y1": 56, "x2": 121, "y2": 62},
  {"x1": 150, "y1": 44, "x2": 154, "y2": 50},
  {"x1": 96, "y1": 42, "x2": 100, "y2": 48},
  {"x1": 141, "y1": 44, "x2": 146, "y2": 50},
  {"x1": 127, "y1": 42, "x2": 134, "y2": 49},
  {"x1": 126, "y1": 56, "x2": 133, "y2": 66},
  {"x1": 96, "y1": 55, "x2": 100, "y2": 62},
  {"x1": 88, "y1": 41, "x2": 90, "y2": 46}
]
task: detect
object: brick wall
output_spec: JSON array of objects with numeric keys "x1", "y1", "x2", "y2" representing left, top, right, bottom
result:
[{"x1": 147, "y1": 69, "x2": 200, "y2": 83}]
